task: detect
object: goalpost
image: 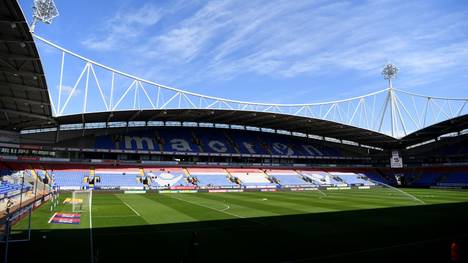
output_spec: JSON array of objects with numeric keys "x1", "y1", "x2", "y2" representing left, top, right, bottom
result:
[{"x1": 72, "y1": 190, "x2": 93, "y2": 213}]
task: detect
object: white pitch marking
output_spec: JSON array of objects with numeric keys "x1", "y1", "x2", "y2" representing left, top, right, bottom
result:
[
  {"x1": 89, "y1": 191, "x2": 95, "y2": 263},
  {"x1": 48, "y1": 212, "x2": 57, "y2": 224},
  {"x1": 220, "y1": 204, "x2": 231, "y2": 211},
  {"x1": 123, "y1": 201, "x2": 141, "y2": 216},
  {"x1": 168, "y1": 194, "x2": 244, "y2": 219}
]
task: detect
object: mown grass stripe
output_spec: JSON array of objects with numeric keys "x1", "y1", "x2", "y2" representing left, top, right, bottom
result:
[
  {"x1": 166, "y1": 193, "x2": 245, "y2": 218},
  {"x1": 142, "y1": 194, "x2": 231, "y2": 222}
]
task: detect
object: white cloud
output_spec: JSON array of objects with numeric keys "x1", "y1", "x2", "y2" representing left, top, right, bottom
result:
[
  {"x1": 57, "y1": 85, "x2": 80, "y2": 97},
  {"x1": 82, "y1": 0, "x2": 468, "y2": 99},
  {"x1": 81, "y1": 3, "x2": 162, "y2": 51}
]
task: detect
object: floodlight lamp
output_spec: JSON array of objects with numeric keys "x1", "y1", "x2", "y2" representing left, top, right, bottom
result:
[
  {"x1": 382, "y1": 63, "x2": 398, "y2": 80},
  {"x1": 30, "y1": 0, "x2": 59, "y2": 32}
]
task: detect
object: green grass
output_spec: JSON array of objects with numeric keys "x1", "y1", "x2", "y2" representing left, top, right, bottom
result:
[{"x1": 5, "y1": 188, "x2": 468, "y2": 262}]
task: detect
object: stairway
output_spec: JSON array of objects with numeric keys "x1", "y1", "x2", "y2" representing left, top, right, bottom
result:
[
  {"x1": 154, "y1": 130, "x2": 164, "y2": 151},
  {"x1": 224, "y1": 169, "x2": 238, "y2": 184},
  {"x1": 27, "y1": 165, "x2": 41, "y2": 182},
  {"x1": 224, "y1": 131, "x2": 241, "y2": 154},
  {"x1": 190, "y1": 131, "x2": 204, "y2": 152},
  {"x1": 41, "y1": 166, "x2": 53, "y2": 184},
  {"x1": 89, "y1": 166, "x2": 95, "y2": 188}
]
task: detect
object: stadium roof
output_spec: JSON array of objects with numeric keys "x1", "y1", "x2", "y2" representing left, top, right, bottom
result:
[
  {"x1": 53, "y1": 109, "x2": 468, "y2": 149},
  {"x1": 4, "y1": 0, "x2": 467, "y2": 151},
  {"x1": 400, "y1": 113, "x2": 468, "y2": 146},
  {"x1": 0, "y1": 0, "x2": 53, "y2": 131},
  {"x1": 54, "y1": 109, "x2": 400, "y2": 148}
]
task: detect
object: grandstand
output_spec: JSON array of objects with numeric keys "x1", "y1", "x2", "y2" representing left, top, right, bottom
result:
[{"x1": 0, "y1": 0, "x2": 467, "y2": 262}]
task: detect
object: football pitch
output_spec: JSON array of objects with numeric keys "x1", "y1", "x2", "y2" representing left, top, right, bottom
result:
[{"x1": 6, "y1": 188, "x2": 468, "y2": 262}]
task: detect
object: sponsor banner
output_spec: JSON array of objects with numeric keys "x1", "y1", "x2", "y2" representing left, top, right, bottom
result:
[
  {"x1": 282, "y1": 184, "x2": 315, "y2": 188},
  {"x1": 358, "y1": 186, "x2": 371, "y2": 189},
  {"x1": 96, "y1": 186, "x2": 119, "y2": 190},
  {"x1": 40, "y1": 157, "x2": 69, "y2": 162},
  {"x1": 292, "y1": 164, "x2": 307, "y2": 167},
  {"x1": 170, "y1": 186, "x2": 197, "y2": 190},
  {"x1": 124, "y1": 190, "x2": 147, "y2": 194},
  {"x1": 9, "y1": 204, "x2": 33, "y2": 222},
  {"x1": 0, "y1": 155, "x2": 18, "y2": 160},
  {"x1": 159, "y1": 190, "x2": 198, "y2": 194},
  {"x1": 49, "y1": 213, "x2": 81, "y2": 225},
  {"x1": 208, "y1": 189, "x2": 244, "y2": 193},
  {"x1": 18, "y1": 156, "x2": 39, "y2": 161},
  {"x1": 34, "y1": 199, "x2": 42, "y2": 207},
  {"x1": 53, "y1": 147, "x2": 66, "y2": 151},
  {"x1": 83, "y1": 148, "x2": 96, "y2": 152},
  {"x1": 56, "y1": 213, "x2": 81, "y2": 218},
  {"x1": 260, "y1": 189, "x2": 277, "y2": 192},
  {"x1": 0, "y1": 142, "x2": 19, "y2": 148},
  {"x1": 327, "y1": 187, "x2": 351, "y2": 190},
  {"x1": 390, "y1": 156, "x2": 403, "y2": 168},
  {"x1": 141, "y1": 160, "x2": 179, "y2": 165},
  {"x1": 120, "y1": 186, "x2": 144, "y2": 190},
  {"x1": 290, "y1": 187, "x2": 318, "y2": 191},
  {"x1": 19, "y1": 144, "x2": 42, "y2": 150},
  {"x1": 59, "y1": 186, "x2": 81, "y2": 190},
  {"x1": 245, "y1": 185, "x2": 276, "y2": 189}
]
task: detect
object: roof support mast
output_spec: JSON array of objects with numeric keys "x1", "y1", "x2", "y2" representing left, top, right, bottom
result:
[{"x1": 382, "y1": 63, "x2": 399, "y2": 138}]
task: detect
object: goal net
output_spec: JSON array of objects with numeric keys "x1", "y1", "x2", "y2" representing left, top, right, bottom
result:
[{"x1": 71, "y1": 190, "x2": 92, "y2": 213}]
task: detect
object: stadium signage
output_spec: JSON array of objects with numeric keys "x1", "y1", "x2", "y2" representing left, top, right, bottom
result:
[
  {"x1": 49, "y1": 213, "x2": 81, "y2": 225},
  {"x1": 208, "y1": 189, "x2": 244, "y2": 193},
  {"x1": 34, "y1": 199, "x2": 42, "y2": 207},
  {"x1": 159, "y1": 190, "x2": 198, "y2": 193},
  {"x1": 170, "y1": 186, "x2": 197, "y2": 190},
  {"x1": 97, "y1": 186, "x2": 119, "y2": 190},
  {"x1": 290, "y1": 187, "x2": 318, "y2": 191},
  {"x1": 390, "y1": 151, "x2": 403, "y2": 168},
  {"x1": 327, "y1": 187, "x2": 351, "y2": 190},
  {"x1": 120, "y1": 186, "x2": 144, "y2": 190},
  {"x1": 9, "y1": 204, "x2": 33, "y2": 222},
  {"x1": 124, "y1": 190, "x2": 146, "y2": 194}
]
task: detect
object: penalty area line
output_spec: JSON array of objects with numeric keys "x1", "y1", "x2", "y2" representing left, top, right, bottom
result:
[
  {"x1": 48, "y1": 212, "x2": 57, "y2": 223},
  {"x1": 167, "y1": 194, "x2": 244, "y2": 219},
  {"x1": 123, "y1": 201, "x2": 141, "y2": 216}
]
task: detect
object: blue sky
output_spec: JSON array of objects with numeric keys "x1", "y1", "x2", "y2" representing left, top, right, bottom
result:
[{"x1": 20, "y1": 0, "x2": 468, "y2": 108}]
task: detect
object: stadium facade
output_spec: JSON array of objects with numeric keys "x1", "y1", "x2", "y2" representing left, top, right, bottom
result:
[
  {"x1": 0, "y1": 0, "x2": 466, "y2": 190},
  {"x1": 1, "y1": 1, "x2": 468, "y2": 262}
]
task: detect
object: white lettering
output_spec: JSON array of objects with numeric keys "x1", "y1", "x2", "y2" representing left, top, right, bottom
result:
[
  {"x1": 208, "y1": 140, "x2": 227, "y2": 153},
  {"x1": 124, "y1": 136, "x2": 155, "y2": 150},
  {"x1": 170, "y1": 139, "x2": 192, "y2": 151}
]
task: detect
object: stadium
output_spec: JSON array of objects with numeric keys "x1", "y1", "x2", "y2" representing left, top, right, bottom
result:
[{"x1": 1, "y1": 0, "x2": 468, "y2": 262}]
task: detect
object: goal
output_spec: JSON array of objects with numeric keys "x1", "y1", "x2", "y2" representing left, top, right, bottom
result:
[{"x1": 71, "y1": 190, "x2": 92, "y2": 213}]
